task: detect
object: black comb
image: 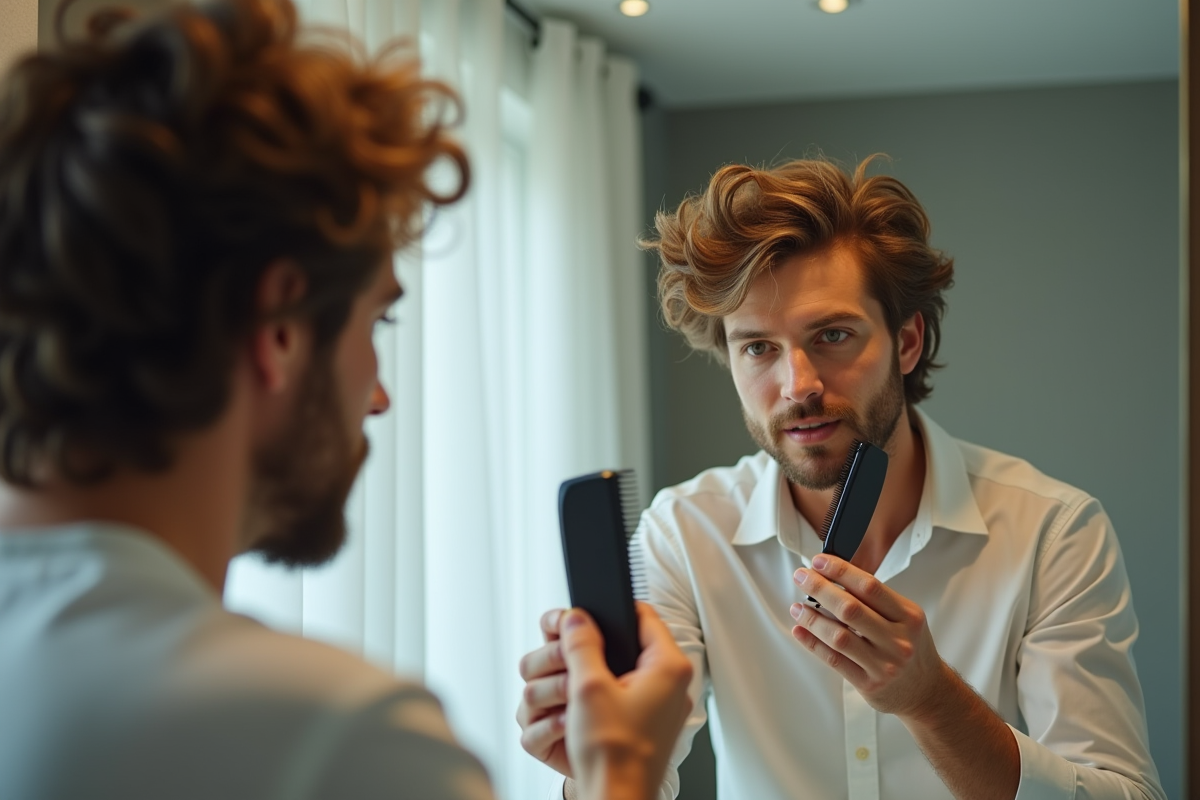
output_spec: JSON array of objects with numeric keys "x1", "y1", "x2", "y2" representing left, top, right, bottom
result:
[
  {"x1": 807, "y1": 441, "x2": 888, "y2": 608},
  {"x1": 558, "y1": 469, "x2": 645, "y2": 676},
  {"x1": 818, "y1": 440, "x2": 889, "y2": 559}
]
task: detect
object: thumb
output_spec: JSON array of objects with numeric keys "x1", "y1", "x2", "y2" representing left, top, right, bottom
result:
[
  {"x1": 634, "y1": 601, "x2": 674, "y2": 656},
  {"x1": 558, "y1": 608, "x2": 613, "y2": 682}
]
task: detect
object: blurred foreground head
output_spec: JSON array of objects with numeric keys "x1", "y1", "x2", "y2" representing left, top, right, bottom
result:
[{"x1": 0, "y1": 0, "x2": 468, "y2": 488}]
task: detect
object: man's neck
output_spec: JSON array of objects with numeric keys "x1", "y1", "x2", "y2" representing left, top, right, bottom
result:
[
  {"x1": 790, "y1": 409, "x2": 927, "y2": 575},
  {"x1": 0, "y1": 411, "x2": 252, "y2": 593}
]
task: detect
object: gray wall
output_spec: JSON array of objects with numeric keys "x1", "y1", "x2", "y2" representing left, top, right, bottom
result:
[{"x1": 642, "y1": 80, "x2": 1182, "y2": 799}]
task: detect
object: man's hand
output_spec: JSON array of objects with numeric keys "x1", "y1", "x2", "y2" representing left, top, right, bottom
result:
[
  {"x1": 790, "y1": 553, "x2": 946, "y2": 718},
  {"x1": 790, "y1": 554, "x2": 1021, "y2": 800},
  {"x1": 517, "y1": 603, "x2": 694, "y2": 800},
  {"x1": 516, "y1": 608, "x2": 574, "y2": 778}
]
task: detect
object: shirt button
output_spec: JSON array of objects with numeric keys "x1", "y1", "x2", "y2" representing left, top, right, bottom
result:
[{"x1": 855, "y1": 747, "x2": 870, "y2": 761}]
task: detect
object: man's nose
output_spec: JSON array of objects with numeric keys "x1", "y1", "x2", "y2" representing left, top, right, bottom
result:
[
  {"x1": 368, "y1": 381, "x2": 391, "y2": 416},
  {"x1": 782, "y1": 349, "x2": 822, "y2": 406}
]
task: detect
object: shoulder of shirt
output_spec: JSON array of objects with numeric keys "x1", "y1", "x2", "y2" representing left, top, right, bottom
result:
[
  {"x1": 148, "y1": 611, "x2": 489, "y2": 797},
  {"x1": 645, "y1": 450, "x2": 772, "y2": 515},
  {"x1": 173, "y1": 607, "x2": 438, "y2": 719},
  {"x1": 953, "y1": 435, "x2": 1096, "y2": 514}
]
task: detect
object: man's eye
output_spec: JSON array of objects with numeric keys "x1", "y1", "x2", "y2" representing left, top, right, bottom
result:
[
  {"x1": 820, "y1": 330, "x2": 849, "y2": 344},
  {"x1": 745, "y1": 342, "x2": 769, "y2": 357}
]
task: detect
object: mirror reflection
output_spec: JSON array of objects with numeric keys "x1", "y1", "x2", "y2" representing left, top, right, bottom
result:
[{"x1": 522, "y1": 0, "x2": 1180, "y2": 797}]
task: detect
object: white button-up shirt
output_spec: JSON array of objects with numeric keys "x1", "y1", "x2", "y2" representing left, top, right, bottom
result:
[
  {"x1": 0, "y1": 524, "x2": 494, "y2": 800},
  {"x1": 637, "y1": 409, "x2": 1163, "y2": 800}
]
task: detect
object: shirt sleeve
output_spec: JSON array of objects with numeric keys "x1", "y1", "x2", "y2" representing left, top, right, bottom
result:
[
  {"x1": 636, "y1": 508, "x2": 715, "y2": 800},
  {"x1": 1013, "y1": 497, "x2": 1165, "y2": 800}
]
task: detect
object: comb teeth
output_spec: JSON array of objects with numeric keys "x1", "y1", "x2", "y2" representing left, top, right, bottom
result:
[
  {"x1": 615, "y1": 469, "x2": 648, "y2": 600},
  {"x1": 819, "y1": 441, "x2": 861, "y2": 542},
  {"x1": 628, "y1": 534, "x2": 648, "y2": 600},
  {"x1": 616, "y1": 469, "x2": 641, "y2": 536}
]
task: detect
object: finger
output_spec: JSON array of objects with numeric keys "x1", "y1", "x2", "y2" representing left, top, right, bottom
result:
[
  {"x1": 540, "y1": 608, "x2": 566, "y2": 642},
  {"x1": 630, "y1": 602, "x2": 694, "y2": 694},
  {"x1": 791, "y1": 622, "x2": 869, "y2": 686},
  {"x1": 519, "y1": 707, "x2": 568, "y2": 760},
  {"x1": 794, "y1": 568, "x2": 888, "y2": 637},
  {"x1": 558, "y1": 608, "x2": 614, "y2": 688},
  {"x1": 810, "y1": 555, "x2": 907, "y2": 622},
  {"x1": 516, "y1": 692, "x2": 565, "y2": 729},
  {"x1": 789, "y1": 602, "x2": 871, "y2": 666},
  {"x1": 518, "y1": 640, "x2": 565, "y2": 681},
  {"x1": 521, "y1": 673, "x2": 570, "y2": 716}
]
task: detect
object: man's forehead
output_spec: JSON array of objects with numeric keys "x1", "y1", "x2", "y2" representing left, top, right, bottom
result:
[{"x1": 732, "y1": 249, "x2": 869, "y2": 319}]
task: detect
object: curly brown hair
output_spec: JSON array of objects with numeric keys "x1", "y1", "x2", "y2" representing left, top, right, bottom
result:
[
  {"x1": 0, "y1": 0, "x2": 468, "y2": 486},
  {"x1": 645, "y1": 156, "x2": 954, "y2": 406}
]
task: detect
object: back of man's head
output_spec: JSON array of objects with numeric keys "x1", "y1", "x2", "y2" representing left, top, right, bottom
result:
[{"x1": 0, "y1": 0, "x2": 467, "y2": 487}]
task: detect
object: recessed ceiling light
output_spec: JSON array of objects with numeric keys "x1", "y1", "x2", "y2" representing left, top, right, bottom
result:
[
  {"x1": 618, "y1": 0, "x2": 650, "y2": 17},
  {"x1": 817, "y1": 0, "x2": 850, "y2": 13}
]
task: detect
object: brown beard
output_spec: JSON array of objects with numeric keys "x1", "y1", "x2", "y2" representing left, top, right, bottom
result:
[
  {"x1": 246, "y1": 349, "x2": 367, "y2": 568},
  {"x1": 743, "y1": 352, "x2": 906, "y2": 490}
]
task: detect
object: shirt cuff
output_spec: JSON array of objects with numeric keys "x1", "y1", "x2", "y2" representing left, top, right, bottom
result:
[
  {"x1": 1009, "y1": 724, "x2": 1076, "y2": 800},
  {"x1": 547, "y1": 775, "x2": 567, "y2": 800}
]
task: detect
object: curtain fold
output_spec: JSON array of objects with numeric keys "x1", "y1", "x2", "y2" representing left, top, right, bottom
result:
[
  {"x1": 223, "y1": 4, "x2": 649, "y2": 798},
  {"x1": 420, "y1": 0, "x2": 510, "y2": 780}
]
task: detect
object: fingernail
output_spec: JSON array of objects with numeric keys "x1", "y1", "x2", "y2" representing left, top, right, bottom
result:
[
  {"x1": 548, "y1": 609, "x2": 562, "y2": 629},
  {"x1": 794, "y1": 569, "x2": 809, "y2": 587},
  {"x1": 789, "y1": 603, "x2": 802, "y2": 620},
  {"x1": 563, "y1": 609, "x2": 586, "y2": 629},
  {"x1": 812, "y1": 554, "x2": 828, "y2": 571}
]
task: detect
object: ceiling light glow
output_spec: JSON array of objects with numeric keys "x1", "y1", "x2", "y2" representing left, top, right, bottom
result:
[
  {"x1": 818, "y1": 0, "x2": 850, "y2": 13},
  {"x1": 618, "y1": 0, "x2": 650, "y2": 17}
]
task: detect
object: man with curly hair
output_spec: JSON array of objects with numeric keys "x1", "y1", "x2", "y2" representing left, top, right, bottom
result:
[
  {"x1": 0, "y1": 1, "x2": 692, "y2": 798},
  {"x1": 517, "y1": 159, "x2": 1164, "y2": 800}
]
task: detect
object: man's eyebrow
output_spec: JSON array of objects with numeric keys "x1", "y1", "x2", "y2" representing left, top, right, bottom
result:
[
  {"x1": 726, "y1": 328, "x2": 772, "y2": 343},
  {"x1": 726, "y1": 312, "x2": 867, "y2": 343},
  {"x1": 803, "y1": 311, "x2": 867, "y2": 330}
]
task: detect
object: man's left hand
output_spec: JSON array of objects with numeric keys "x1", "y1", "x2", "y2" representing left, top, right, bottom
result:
[{"x1": 790, "y1": 553, "x2": 949, "y2": 719}]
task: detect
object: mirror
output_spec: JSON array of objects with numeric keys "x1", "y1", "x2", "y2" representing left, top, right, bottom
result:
[{"x1": 521, "y1": 0, "x2": 1182, "y2": 796}]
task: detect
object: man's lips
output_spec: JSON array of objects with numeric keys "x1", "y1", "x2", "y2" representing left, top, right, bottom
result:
[{"x1": 782, "y1": 418, "x2": 841, "y2": 444}]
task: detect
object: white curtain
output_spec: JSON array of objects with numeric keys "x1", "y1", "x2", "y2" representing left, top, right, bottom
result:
[{"x1": 223, "y1": 3, "x2": 651, "y2": 799}]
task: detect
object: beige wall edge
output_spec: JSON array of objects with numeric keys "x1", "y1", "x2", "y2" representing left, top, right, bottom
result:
[{"x1": 0, "y1": 0, "x2": 38, "y2": 75}]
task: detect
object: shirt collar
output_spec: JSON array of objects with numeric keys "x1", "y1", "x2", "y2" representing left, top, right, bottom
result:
[
  {"x1": 914, "y1": 408, "x2": 989, "y2": 537},
  {"x1": 730, "y1": 456, "x2": 791, "y2": 547},
  {"x1": 730, "y1": 408, "x2": 989, "y2": 549}
]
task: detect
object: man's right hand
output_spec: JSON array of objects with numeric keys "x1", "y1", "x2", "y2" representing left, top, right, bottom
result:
[{"x1": 516, "y1": 602, "x2": 693, "y2": 800}]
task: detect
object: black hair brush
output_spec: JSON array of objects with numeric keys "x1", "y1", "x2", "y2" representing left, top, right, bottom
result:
[
  {"x1": 808, "y1": 440, "x2": 888, "y2": 606},
  {"x1": 558, "y1": 469, "x2": 645, "y2": 676}
]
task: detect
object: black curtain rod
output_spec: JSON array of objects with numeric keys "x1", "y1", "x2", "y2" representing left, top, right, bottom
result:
[
  {"x1": 502, "y1": 0, "x2": 655, "y2": 111},
  {"x1": 505, "y1": 0, "x2": 541, "y2": 46}
]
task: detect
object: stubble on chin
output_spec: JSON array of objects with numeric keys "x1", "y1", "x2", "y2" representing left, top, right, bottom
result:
[
  {"x1": 742, "y1": 408, "x2": 848, "y2": 490},
  {"x1": 741, "y1": 358, "x2": 907, "y2": 491}
]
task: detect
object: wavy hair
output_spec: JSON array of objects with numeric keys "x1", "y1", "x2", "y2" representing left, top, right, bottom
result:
[
  {"x1": 645, "y1": 157, "x2": 954, "y2": 405},
  {"x1": 0, "y1": 0, "x2": 469, "y2": 486}
]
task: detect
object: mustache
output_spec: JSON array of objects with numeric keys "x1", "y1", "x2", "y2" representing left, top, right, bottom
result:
[{"x1": 768, "y1": 401, "x2": 860, "y2": 435}]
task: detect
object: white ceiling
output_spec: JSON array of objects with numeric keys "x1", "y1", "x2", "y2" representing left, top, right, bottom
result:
[{"x1": 518, "y1": 0, "x2": 1179, "y2": 108}]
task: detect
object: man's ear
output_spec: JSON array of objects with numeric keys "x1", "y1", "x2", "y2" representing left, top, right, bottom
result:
[
  {"x1": 897, "y1": 312, "x2": 926, "y2": 376},
  {"x1": 250, "y1": 259, "x2": 311, "y2": 394}
]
